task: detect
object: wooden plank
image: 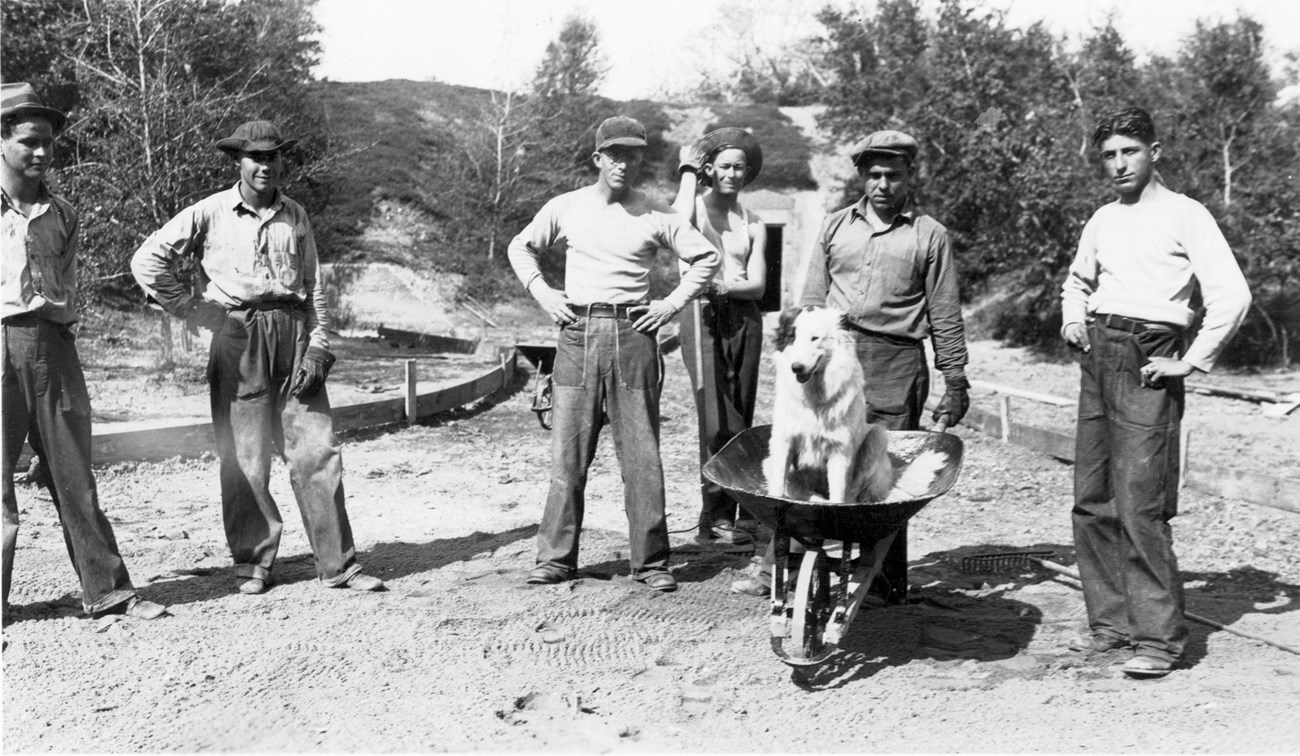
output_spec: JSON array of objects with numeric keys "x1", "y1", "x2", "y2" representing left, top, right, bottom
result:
[
  {"x1": 971, "y1": 379, "x2": 1076, "y2": 407},
  {"x1": 1006, "y1": 422, "x2": 1076, "y2": 462},
  {"x1": 376, "y1": 325, "x2": 478, "y2": 354},
  {"x1": 1185, "y1": 466, "x2": 1300, "y2": 515},
  {"x1": 333, "y1": 398, "x2": 405, "y2": 432},
  {"x1": 92, "y1": 422, "x2": 215, "y2": 465}
]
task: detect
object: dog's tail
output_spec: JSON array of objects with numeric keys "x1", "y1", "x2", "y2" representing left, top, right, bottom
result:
[{"x1": 890, "y1": 449, "x2": 949, "y2": 500}]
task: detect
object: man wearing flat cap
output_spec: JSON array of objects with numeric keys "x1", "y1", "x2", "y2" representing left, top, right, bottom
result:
[
  {"x1": 795, "y1": 128, "x2": 970, "y2": 603},
  {"x1": 2, "y1": 82, "x2": 166, "y2": 620},
  {"x1": 508, "y1": 115, "x2": 719, "y2": 593},
  {"x1": 131, "y1": 120, "x2": 383, "y2": 596}
]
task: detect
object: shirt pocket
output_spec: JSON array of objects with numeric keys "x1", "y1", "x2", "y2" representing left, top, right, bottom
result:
[{"x1": 265, "y1": 222, "x2": 304, "y2": 290}]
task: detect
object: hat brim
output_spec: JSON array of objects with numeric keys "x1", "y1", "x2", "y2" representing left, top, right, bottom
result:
[
  {"x1": 595, "y1": 136, "x2": 647, "y2": 151},
  {"x1": 852, "y1": 147, "x2": 915, "y2": 165},
  {"x1": 2, "y1": 104, "x2": 67, "y2": 133},
  {"x1": 694, "y1": 128, "x2": 763, "y2": 185},
  {"x1": 215, "y1": 137, "x2": 299, "y2": 155}
]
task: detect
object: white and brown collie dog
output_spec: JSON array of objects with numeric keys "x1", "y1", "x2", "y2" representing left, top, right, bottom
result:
[{"x1": 764, "y1": 306, "x2": 947, "y2": 503}]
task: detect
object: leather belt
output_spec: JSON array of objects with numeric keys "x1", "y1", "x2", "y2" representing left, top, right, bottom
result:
[
  {"x1": 844, "y1": 320, "x2": 921, "y2": 346},
  {"x1": 578, "y1": 303, "x2": 639, "y2": 319},
  {"x1": 1093, "y1": 313, "x2": 1180, "y2": 334},
  {"x1": 1, "y1": 312, "x2": 48, "y2": 327},
  {"x1": 238, "y1": 300, "x2": 304, "y2": 313}
]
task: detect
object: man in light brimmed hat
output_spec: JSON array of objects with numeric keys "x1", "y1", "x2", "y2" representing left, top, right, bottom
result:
[
  {"x1": 507, "y1": 115, "x2": 719, "y2": 593},
  {"x1": 2, "y1": 82, "x2": 167, "y2": 621},
  {"x1": 673, "y1": 127, "x2": 767, "y2": 550},
  {"x1": 131, "y1": 119, "x2": 384, "y2": 597},
  {"x1": 733, "y1": 128, "x2": 971, "y2": 600}
]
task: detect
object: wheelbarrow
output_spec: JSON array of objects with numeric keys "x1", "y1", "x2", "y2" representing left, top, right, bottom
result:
[
  {"x1": 516, "y1": 343, "x2": 556, "y2": 429},
  {"x1": 702, "y1": 425, "x2": 964, "y2": 670}
]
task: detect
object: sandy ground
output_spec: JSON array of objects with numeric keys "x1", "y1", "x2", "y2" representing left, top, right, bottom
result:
[{"x1": 3, "y1": 309, "x2": 1299, "y2": 753}]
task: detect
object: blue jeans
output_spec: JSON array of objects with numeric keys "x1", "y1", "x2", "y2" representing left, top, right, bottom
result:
[
  {"x1": 1073, "y1": 320, "x2": 1187, "y2": 662},
  {"x1": 208, "y1": 308, "x2": 360, "y2": 585},
  {"x1": 2, "y1": 315, "x2": 136, "y2": 613},
  {"x1": 536, "y1": 314, "x2": 670, "y2": 578}
]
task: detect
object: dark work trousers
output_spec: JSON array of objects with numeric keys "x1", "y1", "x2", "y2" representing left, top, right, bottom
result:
[
  {"x1": 1073, "y1": 320, "x2": 1187, "y2": 663},
  {"x1": 679, "y1": 297, "x2": 762, "y2": 533},
  {"x1": 208, "y1": 307, "x2": 360, "y2": 586},
  {"x1": 536, "y1": 314, "x2": 670, "y2": 578},
  {"x1": 2, "y1": 314, "x2": 136, "y2": 613},
  {"x1": 853, "y1": 330, "x2": 929, "y2": 605}
]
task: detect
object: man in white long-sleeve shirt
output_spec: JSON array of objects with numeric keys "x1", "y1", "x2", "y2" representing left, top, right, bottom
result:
[
  {"x1": 508, "y1": 116, "x2": 719, "y2": 593},
  {"x1": 1061, "y1": 106, "x2": 1251, "y2": 678}
]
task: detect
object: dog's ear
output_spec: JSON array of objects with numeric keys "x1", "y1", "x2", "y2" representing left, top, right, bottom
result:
[{"x1": 774, "y1": 308, "x2": 799, "y2": 351}]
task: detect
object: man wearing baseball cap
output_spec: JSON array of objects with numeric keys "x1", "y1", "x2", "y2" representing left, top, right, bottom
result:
[
  {"x1": 736, "y1": 129, "x2": 970, "y2": 600},
  {"x1": 2, "y1": 82, "x2": 167, "y2": 620},
  {"x1": 508, "y1": 115, "x2": 719, "y2": 593},
  {"x1": 131, "y1": 120, "x2": 383, "y2": 596}
]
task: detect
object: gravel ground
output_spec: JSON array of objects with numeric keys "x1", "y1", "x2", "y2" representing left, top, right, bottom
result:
[{"x1": 2, "y1": 316, "x2": 1298, "y2": 753}]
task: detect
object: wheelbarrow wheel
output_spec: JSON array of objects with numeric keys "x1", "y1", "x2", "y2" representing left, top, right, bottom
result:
[
  {"x1": 532, "y1": 373, "x2": 554, "y2": 430},
  {"x1": 790, "y1": 549, "x2": 832, "y2": 661}
]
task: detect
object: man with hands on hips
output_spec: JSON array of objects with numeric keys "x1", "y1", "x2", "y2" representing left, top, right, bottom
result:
[
  {"x1": 1061, "y1": 106, "x2": 1250, "y2": 678},
  {"x1": 508, "y1": 115, "x2": 719, "y2": 593}
]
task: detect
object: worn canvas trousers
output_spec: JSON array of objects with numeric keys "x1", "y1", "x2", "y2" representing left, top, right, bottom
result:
[
  {"x1": 208, "y1": 308, "x2": 359, "y2": 585},
  {"x1": 853, "y1": 332, "x2": 928, "y2": 604},
  {"x1": 1073, "y1": 320, "x2": 1187, "y2": 662},
  {"x1": 537, "y1": 314, "x2": 670, "y2": 578},
  {"x1": 679, "y1": 297, "x2": 762, "y2": 532},
  {"x1": 2, "y1": 315, "x2": 135, "y2": 612}
]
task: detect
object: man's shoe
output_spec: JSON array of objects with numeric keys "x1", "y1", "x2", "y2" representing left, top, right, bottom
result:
[
  {"x1": 526, "y1": 565, "x2": 574, "y2": 585},
  {"x1": 341, "y1": 573, "x2": 385, "y2": 591},
  {"x1": 1069, "y1": 633, "x2": 1130, "y2": 654},
  {"x1": 637, "y1": 572, "x2": 677, "y2": 593},
  {"x1": 730, "y1": 574, "x2": 771, "y2": 597},
  {"x1": 96, "y1": 596, "x2": 168, "y2": 620},
  {"x1": 237, "y1": 577, "x2": 269, "y2": 595},
  {"x1": 709, "y1": 523, "x2": 753, "y2": 546},
  {"x1": 734, "y1": 518, "x2": 759, "y2": 534},
  {"x1": 1123, "y1": 654, "x2": 1175, "y2": 678}
]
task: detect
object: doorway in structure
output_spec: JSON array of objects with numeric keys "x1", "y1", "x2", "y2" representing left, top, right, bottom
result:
[{"x1": 759, "y1": 223, "x2": 783, "y2": 313}]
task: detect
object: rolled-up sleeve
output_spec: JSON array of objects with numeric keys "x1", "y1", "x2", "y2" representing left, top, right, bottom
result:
[
  {"x1": 130, "y1": 204, "x2": 203, "y2": 318},
  {"x1": 659, "y1": 213, "x2": 718, "y2": 311}
]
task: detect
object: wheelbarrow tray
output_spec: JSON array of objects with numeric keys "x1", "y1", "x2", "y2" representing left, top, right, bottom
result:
[
  {"x1": 516, "y1": 342, "x2": 556, "y2": 372},
  {"x1": 702, "y1": 425, "x2": 964, "y2": 545}
]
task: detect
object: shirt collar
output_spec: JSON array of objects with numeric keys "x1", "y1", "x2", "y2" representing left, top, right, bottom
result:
[
  {"x1": 851, "y1": 196, "x2": 916, "y2": 228},
  {"x1": 1, "y1": 182, "x2": 53, "y2": 213},
  {"x1": 226, "y1": 182, "x2": 283, "y2": 215}
]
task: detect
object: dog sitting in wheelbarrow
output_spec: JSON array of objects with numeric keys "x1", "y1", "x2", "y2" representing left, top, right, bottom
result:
[
  {"x1": 732, "y1": 304, "x2": 968, "y2": 598},
  {"x1": 764, "y1": 306, "x2": 950, "y2": 504}
]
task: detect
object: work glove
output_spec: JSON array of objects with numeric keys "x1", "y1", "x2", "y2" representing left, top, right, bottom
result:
[
  {"x1": 931, "y1": 376, "x2": 971, "y2": 429},
  {"x1": 184, "y1": 299, "x2": 228, "y2": 332},
  {"x1": 290, "y1": 346, "x2": 336, "y2": 400},
  {"x1": 678, "y1": 144, "x2": 706, "y2": 176}
]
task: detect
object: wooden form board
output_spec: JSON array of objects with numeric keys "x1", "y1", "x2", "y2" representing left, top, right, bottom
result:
[
  {"x1": 944, "y1": 400, "x2": 1300, "y2": 514},
  {"x1": 84, "y1": 349, "x2": 517, "y2": 465}
]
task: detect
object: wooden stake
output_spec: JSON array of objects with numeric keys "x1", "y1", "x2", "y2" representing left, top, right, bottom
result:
[
  {"x1": 1179, "y1": 425, "x2": 1191, "y2": 489},
  {"x1": 405, "y1": 359, "x2": 418, "y2": 425},
  {"x1": 999, "y1": 395, "x2": 1012, "y2": 443}
]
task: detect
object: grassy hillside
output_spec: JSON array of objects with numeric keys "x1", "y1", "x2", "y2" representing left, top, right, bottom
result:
[{"x1": 310, "y1": 80, "x2": 817, "y2": 303}]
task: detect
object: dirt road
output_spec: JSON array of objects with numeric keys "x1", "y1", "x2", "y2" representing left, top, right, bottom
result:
[{"x1": 3, "y1": 327, "x2": 1299, "y2": 753}]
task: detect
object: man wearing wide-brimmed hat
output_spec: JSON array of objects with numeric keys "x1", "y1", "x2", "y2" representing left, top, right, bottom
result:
[
  {"x1": 131, "y1": 120, "x2": 383, "y2": 596},
  {"x1": 508, "y1": 115, "x2": 719, "y2": 593},
  {"x1": 2, "y1": 82, "x2": 167, "y2": 621},
  {"x1": 673, "y1": 128, "x2": 767, "y2": 550},
  {"x1": 736, "y1": 129, "x2": 971, "y2": 602}
]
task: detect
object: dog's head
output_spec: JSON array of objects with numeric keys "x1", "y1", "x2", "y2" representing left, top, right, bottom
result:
[{"x1": 774, "y1": 306, "x2": 850, "y2": 384}]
